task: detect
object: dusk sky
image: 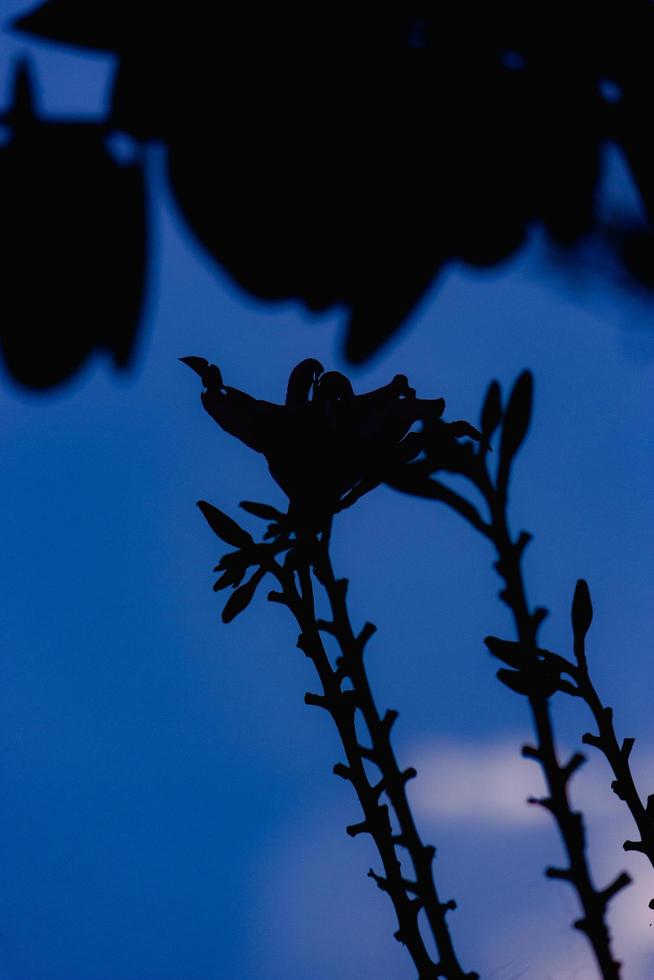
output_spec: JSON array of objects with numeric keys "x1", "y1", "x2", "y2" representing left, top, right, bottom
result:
[{"x1": 1, "y1": 7, "x2": 654, "y2": 979}]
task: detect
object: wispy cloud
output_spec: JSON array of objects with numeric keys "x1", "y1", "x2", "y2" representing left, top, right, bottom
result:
[
  {"x1": 406, "y1": 735, "x2": 632, "y2": 828},
  {"x1": 251, "y1": 735, "x2": 654, "y2": 979}
]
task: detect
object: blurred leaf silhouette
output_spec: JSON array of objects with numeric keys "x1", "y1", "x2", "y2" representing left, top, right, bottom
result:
[
  {"x1": 0, "y1": 56, "x2": 146, "y2": 388},
  {"x1": 5, "y1": 2, "x2": 654, "y2": 386}
]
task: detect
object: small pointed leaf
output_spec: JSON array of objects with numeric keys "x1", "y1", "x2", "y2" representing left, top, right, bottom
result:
[
  {"x1": 449, "y1": 420, "x2": 485, "y2": 443},
  {"x1": 213, "y1": 551, "x2": 244, "y2": 572},
  {"x1": 484, "y1": 636, "x2": 524, "y2": 668},
  {"x1": 181, "y1": 357, "x2": 223, "y2": 389},
  {"x1": 197, "y1": 500, "x2": 253, "y2": 548},
  {"x1": 572, "y1": 579, "x2": 593, "y2": 640},
  {"x1": 480, "y1": 380, "x2": 502, "y2": 440},
  {"x1": 497, "y1": 665, "x2": 559, "y2": 698},
  {"x1": 499, "y1": 371, "x2": 533, "y2": 477},
  {"x1": 497, "y1": 668, "x2": 533, "y2": 695},
  {"x1": 239, "y1": 500, "x2": 286, "y2": 522},
  {"x1": 222, "y1": 568, "x2": 265, "y2": 623},
  {"x1": 213, "y1": 566, "x2": 246, "y2": 591},
  {"x1": 180, "y1": 355, "x2": 209, "y2": 378}
]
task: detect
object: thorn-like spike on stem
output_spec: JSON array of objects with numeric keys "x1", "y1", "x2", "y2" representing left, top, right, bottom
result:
[
  {"x1": 562, "y1": 753, "x2": 586, "y2": 781},
  {"x1": 333, "y1": 762, "x2": 351, "y2": 781},
  {"x1": 528, "y1": 795, "x2": 554, "y2": 811},
  {"x1": 546, "y1": 866, "x2": 572, "y2": 881},
  {"x1": 601, "y1": 872, "x2": 631, "y2": 904},
  {"x1": 304, "y1": 692, "x2": 328, "y2": 709},
  {"x1": 581, "y1": 732, "x2": 602, "y2": 749},
  {"x1": 346, "y1": 819, "x2": 370, "y2": 838},
  {"x1": 367, "y1": 868, "x2": 389, "y2": 891},
  {"x1": 402, "y1": 767, "x2": 418, "y2": 783},
  {"x1": 382, "y1": 709, "x2": 399, "y2": 732},
  {"x1": 521, "y1": 744, "x2": 540, "y2": 760},
  {"x1": 358, "y1": 622, "x2": 377, "y2": 648},
  {"x1": 532, "y1": 607, "x2": 549, "y2": 628},
  {"x1": 267, "y1": 590, "x2": 287, "y2": 604},
  {"x1": 515, "y1": 531, "x2": 532, "y2": 555}
]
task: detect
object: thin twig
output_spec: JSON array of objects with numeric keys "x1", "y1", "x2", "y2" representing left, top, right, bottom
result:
[
  {"x1": 477, "y1": 471, "x2": 627, "y2": 979},
  {"x1": 266, "y1": 533, "x2": 477, "y2": 980},
  {"x1": 388, "y1": 369, "x2": 630, "y2": 977},
  {"x1": 571, "y1": 605, "x2": 654, "y2": 895}
]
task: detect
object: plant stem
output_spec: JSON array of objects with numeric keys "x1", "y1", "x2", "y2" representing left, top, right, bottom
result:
[
  {"x1": 269, "y1": 534, "x2": 477, "y2": 980},
  {"x1": 482, "y1": 481, "x2": 626, "y2": 980},
  {"x1": 574, "y1": 636, "x2": 654, "y2": 884}
]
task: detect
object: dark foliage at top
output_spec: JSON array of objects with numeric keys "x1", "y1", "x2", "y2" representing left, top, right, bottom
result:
[
  {"x1": 0, "y1": 58, "x2": 146, "y2": 388},
  {"x1": 5, "y1": 2, "x2": 654, "y2": 386}
]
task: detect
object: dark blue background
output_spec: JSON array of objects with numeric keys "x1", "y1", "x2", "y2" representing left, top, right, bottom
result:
[{"x1": 1, "y1": 8, "x2": 653, "y2": 978}]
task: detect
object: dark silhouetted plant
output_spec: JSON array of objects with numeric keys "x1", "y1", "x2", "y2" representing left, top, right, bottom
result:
[
  {"x1": 185, "y1": 357, "x2": 651, "y2": 979},
  {"x1": 389, "y1": 371, "x2": 654, "y2": 978},
  {"x1": 184, "y1": 356, "x2": 481, "y2": 980}
]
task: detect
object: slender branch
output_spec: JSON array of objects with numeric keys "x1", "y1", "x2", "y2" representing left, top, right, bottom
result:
[
  {"x1": 473, "y1": 463, "x2": 627, "y2": 980},
  {"x1": 266, "y1": 536, "x2": 477, "y2": 980},
  {"x1": 389, "y1": 373, "x2": 631, "y2": 977},
  {"x1": 573, "y1": 621, "x2": 654, "y2": 893},
  {"x1": 387, "y1": 469, "x2": 490, "y2": 538},
  {"x1": 317, "y1": 541, "x2": 475, "y2": 979}
]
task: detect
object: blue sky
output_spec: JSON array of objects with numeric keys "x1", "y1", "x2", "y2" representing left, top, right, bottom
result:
[{"x1": 1, "y1": 9, "x2": 654, "y2": 979}]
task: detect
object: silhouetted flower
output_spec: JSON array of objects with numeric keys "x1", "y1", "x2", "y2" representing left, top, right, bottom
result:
[{"x1": 183, "y1": 357, "x2": 479, "y2": 530}]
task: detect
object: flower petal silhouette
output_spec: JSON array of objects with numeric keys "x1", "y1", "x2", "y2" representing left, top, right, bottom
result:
[
  {"x1": 185, "y1": 358, "x2": 459, "y2": 528},
  {"x1": 197, "y1": 500, "x2": 253, "y2": 549}
]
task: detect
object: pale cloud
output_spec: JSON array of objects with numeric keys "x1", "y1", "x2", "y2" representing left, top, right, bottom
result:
[
  {"x1": 405, "y1": 735, "x2": 636, "y2": 828},
  {"x1": 406, "y1": 734, "x2": 654, "y2": 978},
  {"x1": 251, "y1": 735, "x2": 654, "y2": 979},
  {"x1": 407, "y1": 736, "x2": 548, "y2": 827}
]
